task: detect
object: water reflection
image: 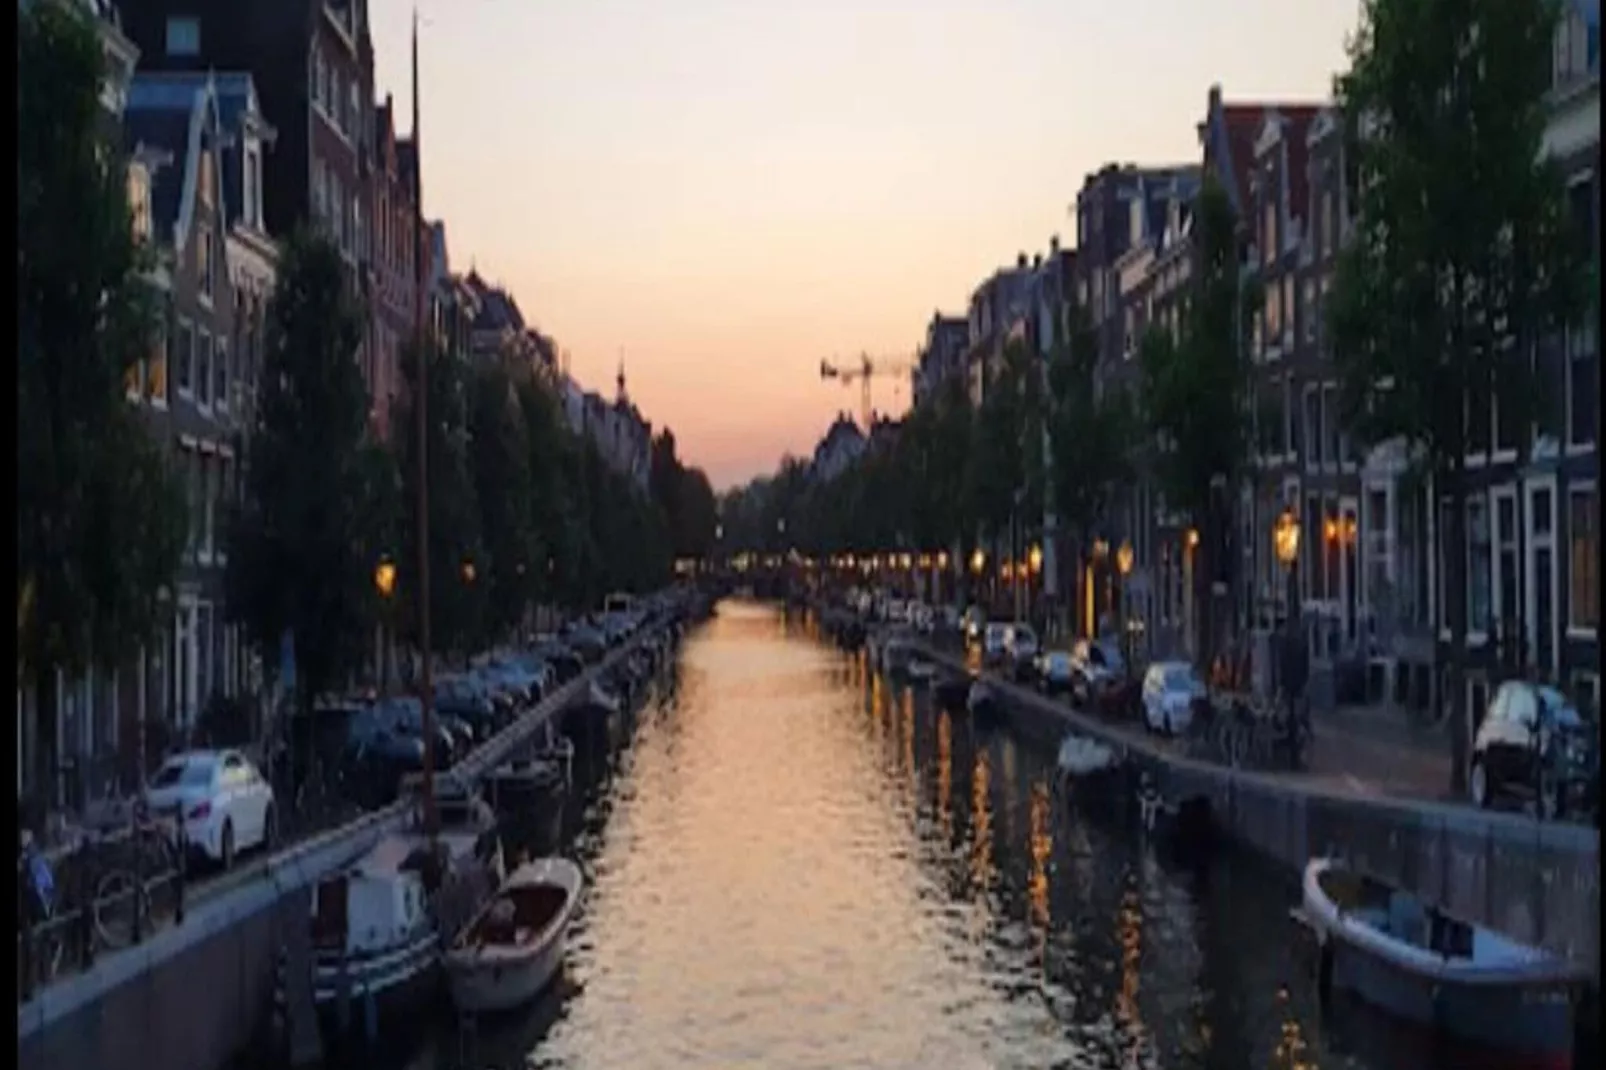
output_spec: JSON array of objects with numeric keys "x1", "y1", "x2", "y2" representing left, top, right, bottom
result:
[{"x1": 390, "y1": 602, "x2": 1477, "y2": 1070}]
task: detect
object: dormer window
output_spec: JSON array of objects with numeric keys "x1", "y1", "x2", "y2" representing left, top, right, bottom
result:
[
  {"x1": 165, "y1": 16, "x2": 200, "y2": 58},
  {"x1": 243, "y1": 145, "x2": 260, "y2": 229}
]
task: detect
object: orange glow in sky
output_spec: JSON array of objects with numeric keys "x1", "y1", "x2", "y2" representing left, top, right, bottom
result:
[{"x1": 374, "y1": 0, "x2": 1357, "y2": 488}]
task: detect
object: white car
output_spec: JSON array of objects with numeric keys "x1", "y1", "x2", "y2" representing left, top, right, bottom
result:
[
  {"x1": 1034, "y1": 650, "x2": 1075, "y2": 694},
  {"x1": 1141, "y1": 661, "x2": 1207, "y2": 736},
  {"x1": 1004, "y1": 623, "x2": 1039, "y2": 677},
  {"x1": 145, "y1": 749, "x2": 277, "y2": 869}
]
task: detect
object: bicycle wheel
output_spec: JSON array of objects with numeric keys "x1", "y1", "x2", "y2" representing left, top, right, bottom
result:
[{"x1": 92, "y1": 868, "x2": 146, "y2": 950}]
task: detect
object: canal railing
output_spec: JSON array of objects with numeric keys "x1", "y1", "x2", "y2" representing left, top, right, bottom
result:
[
  {"x1": 17, "y1": 629, "x2": 660, "y2": 1047},
  {"x1": 914, "y1": 642, "x2": 1601, "y2": 977}
]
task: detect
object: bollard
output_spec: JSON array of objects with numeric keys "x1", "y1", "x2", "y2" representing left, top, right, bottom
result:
[{"x1": 173, "y1": 802, "x2": 188, "y2": 926}]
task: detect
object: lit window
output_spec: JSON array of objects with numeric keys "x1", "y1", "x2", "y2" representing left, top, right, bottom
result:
[{"x1": 1569, "y1": 488, "x2": 1598, "y2": 631}]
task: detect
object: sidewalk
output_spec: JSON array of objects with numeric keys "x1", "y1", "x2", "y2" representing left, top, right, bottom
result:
[{"x1": 1306, "y1": 703, "x2": 1455, "y2": 803}]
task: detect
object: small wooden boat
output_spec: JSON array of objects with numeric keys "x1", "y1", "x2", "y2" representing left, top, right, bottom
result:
[
  {"x1": 1302, "y1": 857, "x2": 1588, "y2": 1064},
  {"x1": 444, "y1": 857, "x2": 585, "y2": 1015}
]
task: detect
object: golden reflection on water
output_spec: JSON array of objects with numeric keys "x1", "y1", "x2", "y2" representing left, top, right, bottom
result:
[
  {"x1": 1115, "y1": 881, "x2": 1148, "y2": 1064},
  {"x1": 899, "y1": 689, "x2": 915, "y2": 790},
  {"x1": 937, "y1": 711, "x2": 953, "y2": 844},
  {"x1": 1272, "y1": 984, "x2": 1319, "y2": 1070},
  {"x1": 969, "y1": 747, "x2": 994, "y2": 893},
  {"x1": 1026, "y1": 780, "x2": 1052, "y2": 934}
]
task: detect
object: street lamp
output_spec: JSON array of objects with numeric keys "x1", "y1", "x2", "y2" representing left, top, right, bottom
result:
[
  {"x1": 970, "y1": 548, "x2": 986, "y2": 575},
  {"x1": 1273, "y1": 506, "x2": 1300, "y2": 624},
  {"x1": 374, "y1": 557, "x2": 397, "y2": 695},
  {"x1": 1028, "y1": 544, "x2": 1044, "y2": 576},
  {"x1": 461, "y1": 558, "x2": 477, "y2": 585}
]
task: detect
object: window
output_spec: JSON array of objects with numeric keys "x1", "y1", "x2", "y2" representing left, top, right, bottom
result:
[
  {"x1": 1281, "y1": 276, "x2": 1294, "y2": 343},
  {"x1": 1262, "y1": 201, "x2": 1277, "y2": 266},
  {"x1": 1321, "y1": 383, "x2": 1341, "y2": 467},
  {"x1": 198, "y1": 227, "x2": 215, "y2": 302},
  {"x1": 165, "y1": 16, "x2": 200, "y2": 57},
  {"x1": 215, "y1": 340, "x2": 229, "y2": 411},
  {"x1": 1467, "y1": 495, "x2": 1492, "y2": 634},
  {"x1": 243, "y1": 147, "x2": 258, "y2": 228},
  {"x1": 1317, "y1": 190, "x2": 1331, "y2": 254},
  {"x1": 1494, "y1": 492, "x2": 1519, "y2": 636},
  {"x1": 186, "y1": 449, "x2": 202, "y2": 554},
  {"x1": 1303, "y1": 384, "x2": 1321, "y2": 467},
  {"x1": 1466, "y1": 387, "x2": 1491, "y2": 457},
  {"x1": 127, "y1": 166, "x2": 153, "y2": 243},
  {"x1": 1569, "y1": 487, "x2": 1598, "y2": 631},
  {"x1": 348, "y1": 79, "x2": 360, "y2": 143},
  {"x1": 176, "y1": 318, "x2": 194, "y2": 395},
  {"x1": 1284, "y1": 376, "x2": 1299, "y2": 458},
  {"x1": 196, "y1": 327, "x2": 212, "y2": 408},
  {"x1": 203, "y1": 457, "x2": 216, "y2": 560},
  {"x1": 1264, "y1": 283, "x2": 1281, "y2": 346},
  {"x1": 1567, "y1": 175, "x2": 1597, "y2": 450},
  {"x1": 1302, "y1": 278, "x2": 1318, "y2": 343}
]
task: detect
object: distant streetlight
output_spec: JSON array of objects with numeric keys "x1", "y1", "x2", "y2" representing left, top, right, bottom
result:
[
  {"x1": 461, "y1": 559, "x2": 477, "y2": 585},
  {"x1": 1274, "y1": 507, "x2": 1301, "y2": 622},
  {"x1": 1028, "y1": 544, "x2": 1044, "y2": 576},
  {"x1": 970, "y1": 548, "x2": 986, "y2": 575},
  {"x1": 1116, "y1": 541, "x2": 1134, "y2": 578},
  {"x1": 374, "y1": 557, "x2": 397, "y2": 599}
]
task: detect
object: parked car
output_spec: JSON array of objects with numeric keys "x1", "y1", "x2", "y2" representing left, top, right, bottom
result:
[
  {"x1": 1069, "y1": 638, "x2": 1128, "y2": 710},
  {"x1": 532, "y1": 639, "x2": 584, "y2": 684},
  {"x1": 144, "y1": 749, "x2": 276, "y2": 870},
  {"x1": 963, "y1": 607, "x2": 987, "y2": 645},
  {"x1": 1141, "y1": 661, "x2": 1208, "y2": 736},
  {"x1": 979, "y1": 622, "x2": 1010, "y2": 666},
  {"x1": 1033, "y1": 650, "x2": 1075, "y2": 695},
  {"x1": 1470, "y1": 680, "x2": 1597, "y2": 820},
  {"x1": 435, "y1": 675, "x2": 500, "y2": 732},
  {"x1": 565, "y1": 625, "x2": 608, "y2": 663},
  {"x1": 375, "y1": 697, "x2": 460, "y2": 768},
  {"x1": 1004, "y1": 623, "x2": 1040, "y2": 681}
]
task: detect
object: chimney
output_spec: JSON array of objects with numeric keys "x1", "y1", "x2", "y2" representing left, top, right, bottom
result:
[
  {"x1": 1049, "y1": 234, "x2": 1060, "y2": 255},
  {"x1": 1016, "y1": 252, "x2": 1028, "y2": 270},
  {"x1": 1032, "y1": 253, "x2": 1042, "y2": 270}
]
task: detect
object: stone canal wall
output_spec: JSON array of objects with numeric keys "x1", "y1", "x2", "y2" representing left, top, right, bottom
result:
[
  {"x1": 920, "y1": 646, "x2": 1601, "y2": 976},
  {"x1": 17, "y1": 636, "x2": 659, "y2": 1070}
]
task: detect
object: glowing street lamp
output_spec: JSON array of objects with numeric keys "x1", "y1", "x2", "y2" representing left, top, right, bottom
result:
[
  {"x1": 460, "y1": 559, "x2": 477, "y2": 585},
  {"x1": 1028, "y1": 544, "x2": 1043, "y2": 576},
  {"x1": 970, "y1": 548, "x2": 986, "y2": 575},
  {"x1": 374, "y1": 557, "x2": 397, "y2": 598},
  {"x1": 1273, "y1": 506, "x2": 1301, "y2": 622},
  {"x1": 1116, "y1": 541, "x2": 1134, "y2": 578}
]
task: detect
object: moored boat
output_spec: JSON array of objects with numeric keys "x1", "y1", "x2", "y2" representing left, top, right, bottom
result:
[
  {"x1": 444, "y1": 857, "x2": 585, "y2": 1015},
  {"x1": 1301, "y1": 857, "x2": 1588, "y2": 1064},
  {"x1": 310, "y1": 778, "x2": 503, "y2": 1050}
]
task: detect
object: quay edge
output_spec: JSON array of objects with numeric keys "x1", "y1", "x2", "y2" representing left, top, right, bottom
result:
[
  {"x1": 916, "y1": 643, "x2": 1601, "y2": 980},
  {"x1": 17, "y1": 629, "x2": 671, "y2": 1070}
]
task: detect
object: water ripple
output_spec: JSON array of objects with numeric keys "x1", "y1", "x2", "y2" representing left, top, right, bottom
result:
[{"x1": 394, "y1": 602, "x2": 1450, "y2": 1070}]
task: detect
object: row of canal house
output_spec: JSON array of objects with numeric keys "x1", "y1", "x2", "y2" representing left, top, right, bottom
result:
[
  {"x1": 1095, "y1": 27, "x2": 1599, "y2": 729},
  {"x1": 910, "y1": 5, "x2": 1599, "y2": 738},
  {"x1": 19, "y1": 0, "x2": 485, "y2": 811}
]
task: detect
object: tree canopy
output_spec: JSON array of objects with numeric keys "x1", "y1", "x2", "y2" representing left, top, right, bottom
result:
[
  {"x1": 18, "y1": 1, "x2": 188, "y2": 783},
  {"x1": 1328, "y1": 0, "x2": 1588, "y2": 786}
]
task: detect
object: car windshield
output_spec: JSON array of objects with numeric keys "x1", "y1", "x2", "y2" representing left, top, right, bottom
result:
[
  {"x1": 1163, "y1": 666, "x2": 1197, "y2": 690},
  {"x1": 152, "y1": 759, "x2": 214, "y2": 789}
]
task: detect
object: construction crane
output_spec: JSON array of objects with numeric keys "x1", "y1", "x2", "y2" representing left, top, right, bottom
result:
[{"x1": 819, "y1": 353, "x2": 917, "y2": 429}]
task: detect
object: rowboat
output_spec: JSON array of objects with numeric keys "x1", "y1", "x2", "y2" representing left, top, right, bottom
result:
[
  {"x1": 1301, "y1": 857, "x2": 1587, "y2": 1065},
  {"x1": 444, "y1": 857, "x2": 585, "y2": 1015}
]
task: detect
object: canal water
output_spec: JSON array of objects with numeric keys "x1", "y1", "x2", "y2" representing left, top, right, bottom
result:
[{"x1": 388, "y1": 600, "x2": 1501, "y2": 1070}]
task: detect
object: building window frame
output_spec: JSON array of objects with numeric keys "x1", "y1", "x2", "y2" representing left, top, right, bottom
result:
[{"x1": 1567, "y1": 480, "x2": 1598, "y2": 638}]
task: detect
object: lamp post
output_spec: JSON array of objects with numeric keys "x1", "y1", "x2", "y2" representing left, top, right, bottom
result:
[
  {"x1": 1273, "y1": 507, "x2": 1300, "y2": 626},
  {"x1": 1116, "y1": 541, "x2": 1134, "y2": 674},
  {"x1": 373, "y1": 557, "x2": 396, "y2": 696},
  {"x1": 1026, "y1": 543, "x2": 1043, "y2": 625}
]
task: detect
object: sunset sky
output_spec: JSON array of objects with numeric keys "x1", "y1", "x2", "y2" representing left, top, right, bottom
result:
[{"x1": 372, "y1": 0, "x2": 1360, "y2": 489}]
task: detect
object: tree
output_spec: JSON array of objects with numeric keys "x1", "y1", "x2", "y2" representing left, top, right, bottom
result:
[
  {"x1": 1047, "y1": 300, "x2": 1137, "y2": 635},
  {"x1": 513, "y1": 374, "x2": 579, "y2": 607},
  {"x1": 1328, "y1": 0, "x2": 1587, "y2": 789},
  {"x1": 467, "y1": 360, "x2": 536, "y2": 644},
  {"x1": 965, "y1": 341, "x2": 1045, "y2": 603},
  {"x1": 1139, "y1": 176, "x2": 1255, "y2": 664},
  {"x1": 18, "y1": 2, "x2": 189, "y2": 791},
  {"x1": 648, "y1": 429, "x2": 719, "y2": 560},
  {"x1": 226, "y1": 231, "x2": 387, "y2": 718},
  {"x1": 392, "y1": 338, "x2": 485, "y2": 659}
]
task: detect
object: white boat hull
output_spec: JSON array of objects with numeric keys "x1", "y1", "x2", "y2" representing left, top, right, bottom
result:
[
  {"x1": 445, "y1": 924, "x2": 568, "y2": 1014},
  {"x1": 444, "y1": 858, "x2": 584, "y2": 1016}
]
